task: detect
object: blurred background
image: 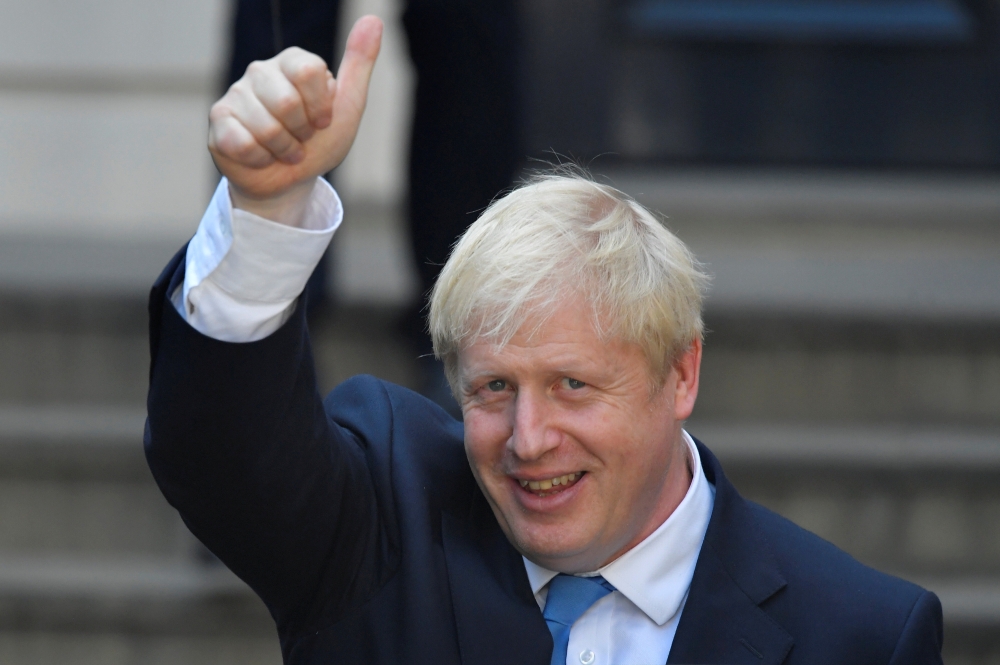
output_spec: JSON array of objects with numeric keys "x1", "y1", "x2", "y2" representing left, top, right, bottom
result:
[{"x1": 0, "y1": 0, "x2": 999, "y2": 663}]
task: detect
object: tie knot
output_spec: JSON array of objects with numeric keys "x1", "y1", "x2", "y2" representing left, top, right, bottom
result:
[{"x1": 542, "y1": 574, "x2": 615, "y2": 627}]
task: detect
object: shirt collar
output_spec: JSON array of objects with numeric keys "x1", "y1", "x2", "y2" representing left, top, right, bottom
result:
[{"x1": 523, "y1": 430, "x2": 715, "y2": 626}]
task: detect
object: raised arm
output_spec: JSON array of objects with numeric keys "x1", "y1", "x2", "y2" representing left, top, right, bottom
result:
[
  {"x1": 146, "y1": 17, "x2": 397, "y2": 641},
  {"x1": 172, "y1": 15, "x2": 382, "y2": 341}
]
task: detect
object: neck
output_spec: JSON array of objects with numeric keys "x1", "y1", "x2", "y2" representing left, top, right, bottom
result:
[{"x1": 599, "y1": 433, "x2": 694, "y2": 569}]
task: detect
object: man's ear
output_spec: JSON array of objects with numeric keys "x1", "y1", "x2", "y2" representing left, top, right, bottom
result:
[{"x1": 672, "y1": 338, "x2": 702, "y2": 421}]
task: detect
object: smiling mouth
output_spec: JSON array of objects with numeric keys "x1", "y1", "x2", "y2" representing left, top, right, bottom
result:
[{"x1": 517, "y1": 472, "x2": 584, "y2": 497}]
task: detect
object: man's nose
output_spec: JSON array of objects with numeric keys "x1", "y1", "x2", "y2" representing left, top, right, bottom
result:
[{"x1": 508, "y1": 390, "x2": 561, "y2": 461}]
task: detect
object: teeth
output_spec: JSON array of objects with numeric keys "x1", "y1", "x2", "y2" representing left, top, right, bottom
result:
[{"x1": 518, "y1": 473, "x2": 581, "y2": 493}]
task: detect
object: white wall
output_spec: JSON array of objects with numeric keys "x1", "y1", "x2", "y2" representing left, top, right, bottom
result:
[
  {"x1": 0, "y1": 0, "x2": 227, "y2": 240},
  {"x1": 0, "y1": 0, "x2": 417, "y2": 302},
  {"x1": 0, "y1": 0, "x2": 225, "y2": 75}
]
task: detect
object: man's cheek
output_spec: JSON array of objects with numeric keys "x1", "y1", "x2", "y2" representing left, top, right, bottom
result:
[
  {"x1": 464, "y1": 437, "x2": 499, "y2": 485},
  {"x1": 465, "y1": 417, "x2": 508, "y2": 461}
]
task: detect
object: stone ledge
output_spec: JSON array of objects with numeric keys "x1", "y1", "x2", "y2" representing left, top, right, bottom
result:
[
  {"x1": 695, "y1": 423, "x2": 1000, "y2": 470},
  {"x1": 0, "y1": 406, "x2": 146, "y2": 443},
  {"x1": 606, "y1": 167, "x2": 1000, "y2": 230},
  {"x1": 2, "y1": 408, "x2": 998, "y2": 471},
  {"x1": 917, "y1": 578, "x2": 1000, "y2": 626},
  {"x1": 0, "y1": 557, "x2": 270, "y2": 636}
]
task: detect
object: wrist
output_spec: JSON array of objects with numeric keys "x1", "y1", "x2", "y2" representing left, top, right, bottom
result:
[{"x1": 228, "y1": 178, "x2": 319, "y2": 227}]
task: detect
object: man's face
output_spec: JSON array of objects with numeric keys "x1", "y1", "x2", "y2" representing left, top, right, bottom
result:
[{"x1": 458, "y1": 295, "x2": 701, "y2": 573}]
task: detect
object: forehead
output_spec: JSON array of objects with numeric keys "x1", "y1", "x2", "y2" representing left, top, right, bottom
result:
[{"x1": 458, "y1": 297, "x2": 644, "y2": 378}]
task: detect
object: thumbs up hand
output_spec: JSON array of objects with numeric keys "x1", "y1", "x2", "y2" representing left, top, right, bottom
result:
[{"x1": 208, "y1": 16, "x2": 383, "y2": 221}]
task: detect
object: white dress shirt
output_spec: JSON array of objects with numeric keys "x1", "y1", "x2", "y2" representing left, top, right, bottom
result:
[
  {"x1": 171, "y1": 177, "x2": 342, "y2": 341},
  {"x1": 177, "y1": 178, "x2": 717, "y2": 664},
  {"x1": 524, "y1": 431, "x2": 715, "y2": 665}
]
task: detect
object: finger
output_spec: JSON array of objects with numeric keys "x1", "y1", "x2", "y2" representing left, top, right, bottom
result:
[
  {"x1": 227, "y1": 80, "x2": 305, "y2": 164},
  {"x1": 333, "y1": 16, "x2": 383, "y2": 120},
  {"x1": 278, "y1": 47, "x2": 335, "y2": 130},
  {"x1": 247, "y1": 59, "x2": 314, "y2": 143},
  {"x1": 208, "y1": 113, "x2": 276, "y2": 168}
]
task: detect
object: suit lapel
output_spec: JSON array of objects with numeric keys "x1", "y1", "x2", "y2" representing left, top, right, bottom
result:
[
  {"x1": 442, "y1": 489, "x2": 551, "y2": 665},
  {"x1": 668, "y1": 442, "x2": 794, "y2": 665},
  {"x1": 440, "y1": 441, "x2": 793, "y2": 665}
]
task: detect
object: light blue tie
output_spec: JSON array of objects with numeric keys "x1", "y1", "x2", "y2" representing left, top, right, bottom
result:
[{"x1": 543, "y1": 574, "x2": 615, "y2": 665}]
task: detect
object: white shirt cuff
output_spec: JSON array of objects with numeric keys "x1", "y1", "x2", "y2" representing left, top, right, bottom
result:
[{"x1": 171, "y1": 177, "x2": 343, "y2": 342}]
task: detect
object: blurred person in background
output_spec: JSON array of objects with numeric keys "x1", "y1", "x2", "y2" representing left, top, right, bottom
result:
[
  {"x1": 226, "y1": 0, "x2": 521, "y2": 415},
  {"x1": 145, "y1": 16, "x2": 943, "y2": 664}
]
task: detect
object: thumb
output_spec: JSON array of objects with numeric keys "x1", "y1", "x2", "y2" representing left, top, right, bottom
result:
[{"x1": 334, "y1": 16, "x2": 383, "y2": 118}]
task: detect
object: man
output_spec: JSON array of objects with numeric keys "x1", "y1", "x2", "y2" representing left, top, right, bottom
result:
[{"x1": 145, "y1": 16, "x2": 943, "y2": 664}]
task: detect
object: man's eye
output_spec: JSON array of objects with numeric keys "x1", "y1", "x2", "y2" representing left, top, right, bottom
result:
[
  {"x1": 563, "y1": 378, "x2": 586, "y2": 390},
  {"x1": 486, "y1": 379, "x2": 507, "y2": 392}
]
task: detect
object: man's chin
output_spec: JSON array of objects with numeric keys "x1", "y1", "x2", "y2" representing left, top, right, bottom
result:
[
  {"x1": 484, "y1": 488, "x2": 608, "y2": 569},
  {"x1": 505, "y1": 526, "x2": 609, "y2": 573}
]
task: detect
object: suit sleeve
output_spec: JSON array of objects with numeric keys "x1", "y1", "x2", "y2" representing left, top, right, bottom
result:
[
  {"x1": 144, "y1": 248, "x2": 398, "y2": 639},
  {"x1": 887, "y1": 590, "x2": 944, "y2": 665}
]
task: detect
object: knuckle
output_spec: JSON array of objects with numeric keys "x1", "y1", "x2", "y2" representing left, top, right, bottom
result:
[
  {"x1": 245, "y1": 60, "x2": 268, "y2": 77},
  {"x1": 289, "y1": 57, "x2": 326, "y2": 84},
  {"x1": 272, "y1": 93, "x2": 301, "y2": 118},
  {"x1": 238, "y1": 141, "x2": 271, "y2": 163},
  {"x1": 227, "y1": 80, "x2": 253, "y2": 103},
  {"x1": 208, "y1": 102, "x2": 228, "y2": 122},
  {"x1": 257, "y1": 122, "x2": 286, "y2": 145},
  {"x1": 290, "y1": 125, "x2": 314, "y2": 142},
  {"x1": 221, "y1": 134, "x2": 257, "y2": 160},
  {"x1": 315, "y1": 95, "x2": 333, "y2": 113},
  {"x1": 216, "y1": 87, "x2": 235, "y2": 108}
]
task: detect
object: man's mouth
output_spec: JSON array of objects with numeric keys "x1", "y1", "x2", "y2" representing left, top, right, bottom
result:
[{"x1": 516, "y1": 472, "x2": 584, "y2": 497}]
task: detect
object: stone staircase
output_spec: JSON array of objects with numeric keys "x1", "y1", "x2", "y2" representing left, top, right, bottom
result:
[
  {"x1": 0, "y1": 293, "x2": 427, "y2": 665},
  {"x1": 0, "y1": 171, "x2": 998, "y2": 664},
  {"x1": 689, "y1": 315, "x2": 1000, "y2": 664},
  {"x1": 0, "y1": 298, "x2": 275, "y2": 664},
  {"x1": 653, "y1": 170, "x2": 1000, "y2": 665}
]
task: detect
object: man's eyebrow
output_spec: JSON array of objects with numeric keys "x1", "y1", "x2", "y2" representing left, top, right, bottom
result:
[{"x1": 457, "y1": 374, "x2": 482, "y2": 392}]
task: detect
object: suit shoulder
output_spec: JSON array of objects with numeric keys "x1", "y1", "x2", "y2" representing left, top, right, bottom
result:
[
  {"x1": 749, "y1": 499, "x2": 926, "y2": 604},
  {"x1": 323, "y1": 375, "x2": 471, "y2": 498},
  {"x1": 746, "y1": 500, "x2": 934, "y2": 656},
  {"x1": 324, "y1": 375, "x2": 462, "y2": 445}
]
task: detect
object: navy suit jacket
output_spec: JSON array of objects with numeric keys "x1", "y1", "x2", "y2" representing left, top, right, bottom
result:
[{"x1": 145, "y1": 248, "x2": 943, "y2": 664}]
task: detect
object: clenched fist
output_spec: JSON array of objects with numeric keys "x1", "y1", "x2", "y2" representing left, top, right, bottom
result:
[{"x1": 208, "y1": 16, "x2": 382, "y2": 220}]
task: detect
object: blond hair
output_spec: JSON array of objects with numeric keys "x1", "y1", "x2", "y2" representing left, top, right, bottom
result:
[{"x1": 428, "y1": 172, "x2": 709, "y2": 391}]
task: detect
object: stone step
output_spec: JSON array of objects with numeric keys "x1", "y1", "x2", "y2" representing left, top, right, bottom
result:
[
  {"x1": 0, "y1": 632, "x2": 277, "y2": 665},
  {"x1": 0, "y1": 297, "x2": 420, "y2": 405},
  {"x1": 2, "y1": 404, "x2": 997, "y2": 575},
  {"x1": 696, "y1": 312, "x2": 1000, "y2": 424},
  {"x1": 606, "y1": 169, "x2": 1000, "y2": 321},
  {"x1": 1, "y1": 297, "x2": 997, "y2": 424},
  {"x1": 0, "y1": 295, "x2": 149, "y2": 405},
  {"x1": 918, "y1": 578, "x2": 1000, "y2": 665},
  {"x1": 0, "y1": 557, "x2": 279, "y2": 665},
  {"x1": 0, "y1": 557, "x2": 993, "y2": 664},
  {"x1": 0, "y1": 405, "x2": 191, "y2": 560},
  {"x1": 697, "y1": 422, "x2": 1000, "y2": 469},
  {"x1": 0, "y1": 557, "x2": 270, "y2": 634},
  {"x1": 0, "y1": 408, "x2": 997, "y2": 661},
  {"x1": 695, "y1": 422, "x2": 1000, "y2": 579}
]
